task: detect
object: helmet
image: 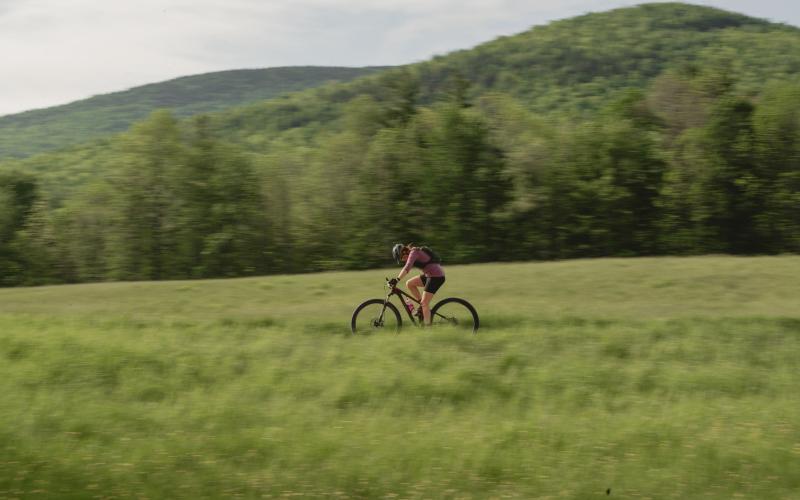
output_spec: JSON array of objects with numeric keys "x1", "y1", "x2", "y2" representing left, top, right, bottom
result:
[{"x1": 392, "y1": 243, "x2": 405, "y2": 264}]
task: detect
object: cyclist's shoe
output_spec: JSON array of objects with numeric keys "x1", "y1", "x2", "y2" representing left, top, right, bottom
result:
[{"x1": 415, "y1": 307, "x2": 424, "y2": 321}]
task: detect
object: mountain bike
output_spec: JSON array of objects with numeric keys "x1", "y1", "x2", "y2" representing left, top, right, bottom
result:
[{"x1": 350, "y1": 278, "x2": 479, "y2": 335}]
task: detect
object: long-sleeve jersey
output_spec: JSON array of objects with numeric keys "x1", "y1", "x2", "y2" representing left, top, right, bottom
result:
[{"x1": 401, "y1": 248, "x2": 445, "y2": 277}]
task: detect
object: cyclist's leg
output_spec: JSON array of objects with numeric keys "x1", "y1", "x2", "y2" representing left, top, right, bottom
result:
[
  {"x1": 421, "y1": 277, "x2": 445, "y2": 325},
  {"x1": 421, "y1": 291, "x2": 434, "y2": 325},
  {"x1": 405, "y1": 275, "x2": 423, "y2": 302}
]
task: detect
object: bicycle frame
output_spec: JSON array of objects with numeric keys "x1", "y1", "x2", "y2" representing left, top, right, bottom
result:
[{"x1": 383, "y1": 279, "x2": 446, "y2": 326}]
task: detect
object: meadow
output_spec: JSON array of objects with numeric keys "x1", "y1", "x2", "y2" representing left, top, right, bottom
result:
[{"x1": 1, "y1": 256, "x2": 799, "y2": 498}]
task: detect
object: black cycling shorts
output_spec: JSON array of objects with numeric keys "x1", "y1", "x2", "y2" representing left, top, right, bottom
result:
[{"x1": 421, "y1": 275, "x2": 446, "y2": 294}]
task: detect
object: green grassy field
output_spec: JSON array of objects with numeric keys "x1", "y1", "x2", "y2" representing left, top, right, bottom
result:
[{"x1": 1, "y1": 256, "x2": 799, "y2": 498}]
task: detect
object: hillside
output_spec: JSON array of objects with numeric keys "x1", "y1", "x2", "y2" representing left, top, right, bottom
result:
[
  {"x1": 213, "y1": 2, "x2": 800, "y2": 145},
  {"x1": 5, "y1": 4, "x2": 800, "y2": 162},
  {"x1": 3, "y1": 4, "x2": 800, "y2": 169},
  {"x1": 1, "y1": 257, "x2": 800, "y2": 498},
  {"x1": 0, "y1": 66, "x2": 389, "y2": 159}
]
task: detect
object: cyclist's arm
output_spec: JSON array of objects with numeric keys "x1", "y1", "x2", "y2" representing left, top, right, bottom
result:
[{"x1": 396, "y1": 249, "x2": 420, "y2": 281}]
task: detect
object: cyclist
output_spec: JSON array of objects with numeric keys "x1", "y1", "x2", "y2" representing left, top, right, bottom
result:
[{"x1": 388, "y1": 243, "x2": 445, "y2": 326}]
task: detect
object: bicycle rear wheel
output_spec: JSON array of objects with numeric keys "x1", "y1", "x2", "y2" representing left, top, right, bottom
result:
[
  {"x1": 351, "y1": 299, "x2": 402, "y2": 335},
  {"x1": 430, "y1": 297, "x2": 479, "y2": 334}
]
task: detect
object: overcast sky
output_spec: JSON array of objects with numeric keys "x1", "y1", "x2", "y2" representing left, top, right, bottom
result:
[{"x1": 1, "y1": 0, "x2": 798, "y2": 117}]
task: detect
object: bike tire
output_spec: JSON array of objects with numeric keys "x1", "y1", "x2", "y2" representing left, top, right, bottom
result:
[
  {"x1": 430, "y1": 297, "x2": 479, "y2": 334},
  {"x1": 350, "y1": 299, "x2": 402, "y2": 335}
]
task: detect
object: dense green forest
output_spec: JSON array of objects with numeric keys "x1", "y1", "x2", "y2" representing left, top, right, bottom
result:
[
  {"x1": 1, "y1": 3, "x2": 799, "y2": 286},
  {"x1": 0, "y1": 66, "x2": 388, "y2": 159}
]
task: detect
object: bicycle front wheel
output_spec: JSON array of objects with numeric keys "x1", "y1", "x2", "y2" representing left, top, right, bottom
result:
[
  {"x1": 430, "y1": 297, "x2": 479, "y2": 334},
  {"x1": 351, "y1": 299, "x2": 402, "y2": 335}
]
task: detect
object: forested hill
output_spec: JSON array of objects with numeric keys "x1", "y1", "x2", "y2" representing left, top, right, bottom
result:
[
  {"x1": 8, "y1": 2, "x2": 797, "y2": 196},
  {"x1": 0, "y1": 66, "x2": 389, "y2": 159},
  {"x1": 212, "y1": 2, "x2": 800, "y2": 144},
  {"x1": 2, "y1": 3, "x2": 800, "y2": 286},
  {"x1": 3, "y1": 3, "x2": 800, "y2": 161}
]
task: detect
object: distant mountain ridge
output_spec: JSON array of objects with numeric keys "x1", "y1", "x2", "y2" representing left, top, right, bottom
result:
[
  {"x1": 0, "y1": 66, "x2": 390, "y2": 158},
  {"x1": 204, "y1": 2, "x2": 800, "y2": 150},
  {"x1": 3, "y1": 2, "x2": 800, "y2": 164}
]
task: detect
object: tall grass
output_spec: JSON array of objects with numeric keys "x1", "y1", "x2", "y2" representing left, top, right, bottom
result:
[{"x1": 1, "y1": 256, "x2": 799, "y2": 498}]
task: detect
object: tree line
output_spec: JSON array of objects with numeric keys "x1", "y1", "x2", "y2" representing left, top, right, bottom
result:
[{"x1": 1, "y1": 69, "x2": 799, "y2": 286}]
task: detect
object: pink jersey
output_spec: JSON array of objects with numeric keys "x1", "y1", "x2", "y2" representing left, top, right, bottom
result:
[{"x1": 401, "y1": 248, "x2": 445, "y2": 277}]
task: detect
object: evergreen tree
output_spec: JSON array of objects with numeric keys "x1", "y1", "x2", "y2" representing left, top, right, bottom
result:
[
  {"x1": 0, "y1": 172, "x2": 38, "y2": 285},
  {"x1": 109, "y1": 110, "x2": 185, "y2": 280},
  {"x1": 704, "y1": 97, "x2": 760, "y2": 253},
  {"x1": 753, "y1": 83, "x2": 800, "y2": 252}
]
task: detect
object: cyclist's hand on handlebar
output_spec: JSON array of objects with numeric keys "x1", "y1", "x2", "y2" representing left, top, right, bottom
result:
[{"x1": 388, "y1": 278, "x2": 399, "y2": 288}]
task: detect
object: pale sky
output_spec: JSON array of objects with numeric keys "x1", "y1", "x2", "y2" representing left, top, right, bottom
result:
[{"x1": 1, "y1": 0, "x2": 798, "y2": 117}]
